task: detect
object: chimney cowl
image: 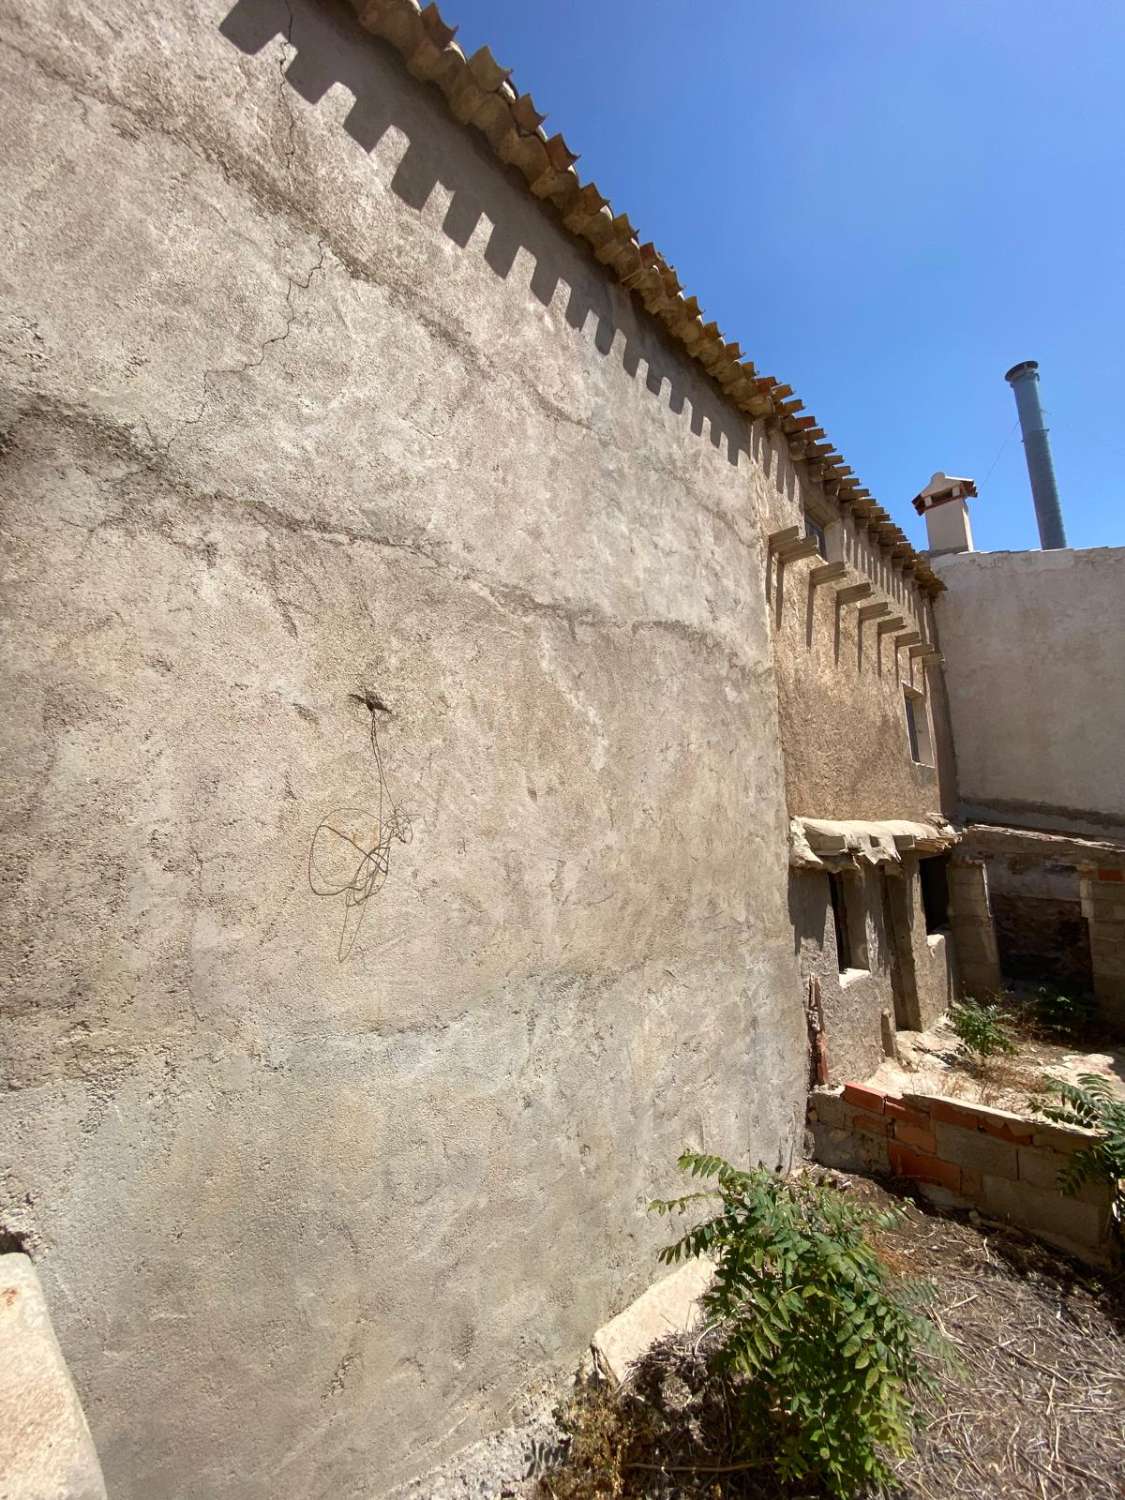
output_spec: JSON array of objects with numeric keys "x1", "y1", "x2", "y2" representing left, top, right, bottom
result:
[
  {"x1": 1004, "y1": 359, "x2": 1039, "y2": 384},
  {"x1": 913, "y1": 471, "x2": 977, "y2": 556},
  {"x1": 911, "y1": 471, "x2": 979, "y2": 515}
]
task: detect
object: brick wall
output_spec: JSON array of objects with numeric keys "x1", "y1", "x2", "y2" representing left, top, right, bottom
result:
[{"x1": 809, "y1": 1083, "x2": 1116, "y2": 1267}]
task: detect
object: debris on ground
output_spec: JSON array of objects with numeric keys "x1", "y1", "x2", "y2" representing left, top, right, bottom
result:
[
  {"x1": 532, "y1": 1173, "x2": 1125, "y2": 1499},
  {"x1": 385, "y1": 1383, "x2": 569, "y2": 1500},
  {"x1": 868, "y1": 1010, "x2": 1125, "y2": 1115}
]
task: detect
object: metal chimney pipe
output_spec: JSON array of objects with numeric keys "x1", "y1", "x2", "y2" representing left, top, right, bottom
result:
[{"x1": 1004, "y1": 360, "x2": 1067, "y2": 549}]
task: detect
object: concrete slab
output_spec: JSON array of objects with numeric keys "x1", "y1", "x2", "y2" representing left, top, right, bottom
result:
[
  {"x1": 592, "y1": 1257, "x2": 713, "y2": 1383},
  {"x1": 0, "y1": 1253, "x2": 107, "y2": 1500}
]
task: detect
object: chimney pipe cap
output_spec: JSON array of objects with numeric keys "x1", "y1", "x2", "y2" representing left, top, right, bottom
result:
[{"x1": 1005, "y1": 359, "x2": 1039, "y2": 384}]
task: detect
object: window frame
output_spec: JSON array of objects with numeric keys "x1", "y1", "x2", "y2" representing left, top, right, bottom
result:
[
  {"x1": 805, "y1": 513, "x2": 829, "y2": 560},
  {"x1": 903, "y1": 685, "x2": 933, "y2": 767}
]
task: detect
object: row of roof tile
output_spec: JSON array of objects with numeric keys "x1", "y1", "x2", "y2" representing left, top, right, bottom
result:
[{"x1": 348, "y1": 0, "x2": 943, "y2": 594}]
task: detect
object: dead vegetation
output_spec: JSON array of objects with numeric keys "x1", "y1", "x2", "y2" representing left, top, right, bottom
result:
[
  {"x1": 534, "y1": 1176, "x2": 1125, "y2": 1499},
  {"x1": 869, "y1": 994, "x2": 1125, "y2": 1117}
]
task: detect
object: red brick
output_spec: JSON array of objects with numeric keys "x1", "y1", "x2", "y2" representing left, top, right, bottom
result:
[
  {"x1": 851, "y1": 1112, "x2": 890, "y2": 1137},
  {"x1": 894, "y1": 1122, "x2": 938, "y2": 1153},
  {"x1": 885, "y1": 1100, "x2": 933, "y2": 1131},
  {"x1": 978, "y1": 1114, "x2": 1035, "y2": 1144},
  {"x1": 1097, "y1": 868, "x2": 1125, "y2": 882},
  {"x1": 889, "y1": 1144, "x2": 962, "y2": 1193},
  {"x1": 927, "y1": 1098, "x2": 1036, "y2": 1143},
  {"x1": 929, "y1": 1098, "x2": 985, "y2": 1130},
  {"x1": 842, "y1": 1083, "x2": 885, "y2": 1114}
]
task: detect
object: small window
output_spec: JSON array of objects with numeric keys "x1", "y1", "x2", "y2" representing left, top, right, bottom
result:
[
  {"x1": 829, "y1": 873, "x2": 869, "y2": 973},
  {"x1": 829, "y1": 874, "x2": 851, "y2": 970},
  {"x1": 920, "y1": 856, "x2": 951, "y2": 933},
  {"x1": 904, "y1": 687, "x2": 933, "y2": 766},
  {"x1": 805, "y1": 515, "x2": 828, "y2": 559}
]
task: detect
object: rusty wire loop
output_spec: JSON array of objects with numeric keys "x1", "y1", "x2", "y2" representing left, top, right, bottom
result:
[{"x1": 308, "y1": 705, "x2": 412, "y2": 960}]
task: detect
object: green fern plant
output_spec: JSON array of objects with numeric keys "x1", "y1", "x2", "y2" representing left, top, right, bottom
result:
[
  {"x1": 1032, "y1": 1073, "x2": 1125, "y2": 1224},
  {"x1": 650, "y1": 1154, "x2": 948, "y2": 1497},
  {"x1": 948, "y1": 999, "x2": 1018, "y2": 1058}
]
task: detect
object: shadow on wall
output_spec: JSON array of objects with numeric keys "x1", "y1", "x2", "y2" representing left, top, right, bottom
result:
[
  {"x1": 219, "y1": 0, "x2": 795, "y2": 494},
  {"x1": 787, "y1": 871, "x2": 826, "y2": 957}
]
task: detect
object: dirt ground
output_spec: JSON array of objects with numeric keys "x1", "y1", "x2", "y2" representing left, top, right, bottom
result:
[
  {"x1": 867, "y1": 1174, "x2": 1124, "y2": 1499},
  {"x1": 866, "y1": 1013, "x2": 1125, "y2": 1114},
  {"x1": 532, "y1": 1173, "x2": 1125, "y2": 1500}
]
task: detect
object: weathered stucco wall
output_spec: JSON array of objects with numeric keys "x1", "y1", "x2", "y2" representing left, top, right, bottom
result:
[
  {"x1": 765, "y1": 485, "x2": 956, "y2": 824},
  {"x1": 890, "y1": 861, "x2": 954, "y2": 1032},
  {"x1": 934, "y1": 547, "x2": 1125, "y2": 839},
  {"x1": 767, "y1": 474, "x2": 959, "y2": 1063},
  {"x1": 789, "y1": 867, "x2": 896, "y2": 1083},
  {"x1": 790, "y1": 854, "x2": 953, "y2": 1081},
  {"x1": 0, "y1": 2, "x2": 808, "y2": 1496}
]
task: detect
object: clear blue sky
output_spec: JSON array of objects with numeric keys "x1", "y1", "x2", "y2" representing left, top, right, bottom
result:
[{"x1": 445, "y1": 1, "x2": 1124, "y2": 552}]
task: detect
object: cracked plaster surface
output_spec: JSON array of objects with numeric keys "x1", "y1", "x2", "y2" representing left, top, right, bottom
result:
[{"x1": 0, "y1": 2, "x2": 808, "y2": 1497}]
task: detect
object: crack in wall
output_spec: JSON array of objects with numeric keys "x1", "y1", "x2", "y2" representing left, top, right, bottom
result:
[
  {"x1": 2, "y1": 28, "x2": 741, "y2": 467},
  {"x1": 3, "y1": 388, "x2": 772, "y2": 684},
  {"x1": 278, "y1": 1, "x2": 299, "y2": 173},
  {"x1": 1, "y1": 38, "x2": 242, "y2": 195},
  {"x1": 163, "y1": 235, "x2": 328, "y2": 461}
]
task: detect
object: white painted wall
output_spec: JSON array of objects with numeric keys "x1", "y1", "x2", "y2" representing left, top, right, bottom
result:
[
  {"x1": 933, "y1": 547, "x2": 1125, "y2": 837},
  {"x1": 922, "y1": 497, "x2": 973, "y2": 555}
]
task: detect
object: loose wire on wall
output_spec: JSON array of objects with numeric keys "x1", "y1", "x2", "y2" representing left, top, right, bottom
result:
[{"x1": 308, "y1": 693, "x2": 413, "y2": 961}]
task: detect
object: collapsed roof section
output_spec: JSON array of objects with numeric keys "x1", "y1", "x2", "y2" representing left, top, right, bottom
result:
[{"x1": 347, "y1": 0, "x2": 945, "y2": 597}]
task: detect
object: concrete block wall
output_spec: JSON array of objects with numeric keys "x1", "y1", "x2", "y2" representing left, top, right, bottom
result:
[
  {"x1": 809, "y1": 1084, "x2": 1116, "y2": 1267},
  {"x1": 947, "y1": 858, "x2": 1003, "y2": 998},
  {"x1": 1081, "y1": 867, "x2": 1125, "y2": 1031}
]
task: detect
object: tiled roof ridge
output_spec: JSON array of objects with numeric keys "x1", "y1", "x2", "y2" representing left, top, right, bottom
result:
[{"x1": 347, "y1": 0, "x2": 942, "y2": 595}]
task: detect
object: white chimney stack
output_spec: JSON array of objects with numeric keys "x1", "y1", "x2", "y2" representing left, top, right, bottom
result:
[{"x1": 912, "y1": 471, "x2": 977, "y2": 555}]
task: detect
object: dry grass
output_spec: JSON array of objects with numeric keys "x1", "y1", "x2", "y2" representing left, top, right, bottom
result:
[
  {"x1": 941, "y1": 1054, "x2": 1049, "y2": 1108},
  {"x1": 870, "y1": 999, "x2": 1125, "y2": 1116},
  {"x1": 535, "y1": 1176, "x2": 1125, "y2": 1499},
  {"x1": 874, "y1": 1177, "x2": 1125, "y2": 1499}
]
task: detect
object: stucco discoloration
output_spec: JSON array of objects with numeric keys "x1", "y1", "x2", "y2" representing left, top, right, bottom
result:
[{"x1": 0, "y1": 3, "x2": 807, "y2": 1495}]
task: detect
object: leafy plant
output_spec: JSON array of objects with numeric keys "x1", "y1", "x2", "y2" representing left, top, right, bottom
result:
[
  {"x1": 1028, "y1": 984, "x2": 1097, "y2": 1038},
  {"x1": 948, "y1": 1000, "x2": 1018, "y2": 1058},
  {"x1": 650, "y1": 1154, "x2": 948, "y2": 1497},
  {"x1": 1031, "y1": 1073, "x2": 1125, "y2": 1224}
]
